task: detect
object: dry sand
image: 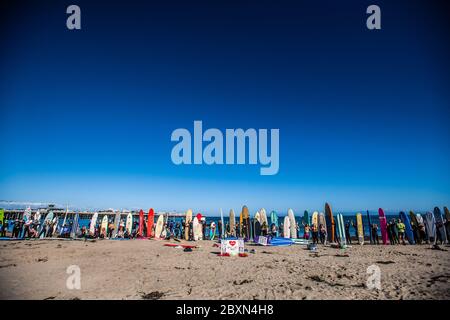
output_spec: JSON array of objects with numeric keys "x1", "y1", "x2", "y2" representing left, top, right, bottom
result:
[{"x1": 0, "y1": 239, "x2": 449, "y2": 300}]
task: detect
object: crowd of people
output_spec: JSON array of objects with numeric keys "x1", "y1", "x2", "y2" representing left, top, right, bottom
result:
[{"x1": 1, "y1": 213, "x2": 448, "y2": 245}]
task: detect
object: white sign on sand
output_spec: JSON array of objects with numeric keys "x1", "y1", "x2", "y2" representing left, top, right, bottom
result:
[{"x1": 221, "y1": 239, "x2": 244, "y2": 256}]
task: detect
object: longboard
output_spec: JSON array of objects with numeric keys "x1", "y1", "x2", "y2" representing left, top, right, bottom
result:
[
  {"x1": 424, "y1": 211, "x2": 436, "y2": 242},
  {"x1": 325, "y1": 203, "x2": 335, "y2": 243},
  {"x1": 312, "y1": 211, "x2": 318, "y2": 228},
  {"x1": 101, "y1": 215, "x2": 108, "y2": 238},
  {"x1": 90, "y1": 212, "x2": 98, "y2": 235},
  {"x1": 378, "y1": 208, "x2": 389, "y2": 245},
  {"x1": 433, "y1": 207, "x2": 447, "y2": 243},
  {"x1": 242, "y1": 206, "x2": 250, "y2": 240},
  {"x1": 399, "y1": 211, "x2": 415, "y2": 244},
  {"x1": 125, "y1": 212, "x2": 133, "y2": 235},
  {"x1": 283, "y1": 215, "x2": 290, "y2": 238},
  {"x1": 239, "y1": 208, "x2": 243, "y2": 237},
  {"x1": 193, "y1": 217, "x2": 200, "y2": 240},
  {"x1": 147, "y1": 208, "x2": 154, "y2": 238},
  {"x1": 318, "y1": 212, "x2": 327, "y2": 243},
  {"x1": 260, "y1": 208, "x2": 268, "y2": 229},
  {"x1": 303, "y1": 210, "x2": 309, "y2": 226},
  {"x1": 356, "y1": 213, "x2": 364, "y2": 245},
  {"x1": 336, "y1": 213, "x2": 346, "y2": 247},
  {"x1": 229, "y1": 209, "x2": 236, "y2": 237},
  {"x1": 366, "y1": 210, "x2": 373, "y2": 244},
  {"x1": 40, "y1": 211, "x2": 54, "y2": 238},
  {"x1": 154, "y1": 214, "x2": 164, "y2": 239},
  {"x1": 70, "y1": 212, "x2": 79, "y2": 238},
  {"x1": 113, "y1": 211, "x2": 120, "y2": 238},
  {"x1": 270, "y1": 210, "x2": 278, "y2": 236},
  {"x1": 287, "y1": 209, "x2": 297, "y2": 239},
  {"x1": 185, "y1": 209, "x2": 193, "y2": 240},
  {"x1": 138, "y1": 210, "x2": 144, "y2": 237},
  {"x1": 409, "y1": 210, "x2": 420, "y2": 242},
  {"x1": 220, "y1": 208, "x2": 225, "y2": 239}
]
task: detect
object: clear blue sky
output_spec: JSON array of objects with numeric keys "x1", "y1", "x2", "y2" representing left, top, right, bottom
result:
[{"x1": 1, "y1": 0, "x2": 449, "y2": 214}]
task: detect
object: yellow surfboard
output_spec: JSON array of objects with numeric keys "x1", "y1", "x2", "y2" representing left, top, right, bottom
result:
[
  {"x1": 356, "y1": 213, "x2": 364, "y2": 245},
  {"x1": 184, "y1": 209, "x2": 192, "y2": 240},
  {"x1": 312, "y1": 211, "x2": 319, "y2": 228},
  {"x1": 155, "y1": 214, "x2": 164, "y2": 239}
]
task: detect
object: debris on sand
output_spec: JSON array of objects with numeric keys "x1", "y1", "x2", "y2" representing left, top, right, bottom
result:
[{"x1": 140, "y1": 291, "x2": 165, "y2": 300}]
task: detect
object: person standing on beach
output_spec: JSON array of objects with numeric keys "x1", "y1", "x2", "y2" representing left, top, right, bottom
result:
[
  {"x1": 397, "y1": 219, "x2": 406, "y2": 245},
  {"x1": 108, "y1": 221, "x2": 114, "y2": 238},
  {"x1": 319, "y1": 224, "x2": 326, "y2": 244},
  {"x1": 311, "y1": 224, "x2": 318, "y2": 244},
  {"x1": 371, "y1": 224, "x2": 379, "y2": 245},
  {"x1": 261, "y1": 222, "x2": 268, "y2": 236},
  {"x1": 418, "y1": 221, "x2": 426, "y2": 244},
  {"x1": 189, "y1": 220, "x2": 194, "y2": 241},
  {"x1": 1, "y1": 220, "x2": 7, "y2": 237},
  {"x1": 389, "y1": 220, "x2": 398, "y2": 244},
  {"x1": 303, "y1": 224, "x2": 310, "y2": 240},
  {"x1": 344, "y1": 221, "x2": 351, "y2": 244}
]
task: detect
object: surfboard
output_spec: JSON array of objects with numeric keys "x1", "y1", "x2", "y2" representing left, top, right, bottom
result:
[
  {"x1": 318, "y1": 212, "x2": 327, "y2": 232},
  {"x1": 399, "y1": 211, "x2": 415, "y2": 244},
  {"x1": 416, "y1": 213, "x2": 424, "y2": 225},
  {"x1": 336, "y1": 213, "x2": 346, "y2": 247},
  {"x1": 70, "y1": 212, "x2": 79, "y2": 238},
  {"x1": 90, "y1": 212, "x2": 98, "y2": 236},
  {"x1": 409, "y1": 210, "x2": 420, "y2": 242},
  {"x1": 220, "y1": 208, "x2": 225, "y2": 239},
  {"x1": 23, "y1": 207, "x2": 31, "y2": 222},
  {"x1": 270, "y1": 210, "x2": 279, "y2": 236},
  {"x1": 324, "y1": 203, "x2": 335, "y2": 243},
  {"x1": 101, "y1": 215, "x2": 108, "y2": 238},
  {"x1": 193, "y1": 217, "x2": 200, "y2": 241},
  {"x1": 366, "y1": 210, "x2": 373, "y2": 244},
  {"x1": 239, "y1": 208, "x2": 243, "y2": 237},
  {"x1": 312, "y1": 211, "x2": 318, "y2": 228},
  {"x1": 154, "y1": 214, "x2": 164, "y2": 239},
  {"x1": 125, "y1": 212, "x2": 133, "y2": 235},
  {"x1": 424, "y1": 211, "x2": 436, "y2": 242},
  {"x1": 433, "y1": 207, "x2": 447, "y2": 243},
  {"x1": 147, "y1": 208, "x2": 154, "y2": 238},
  {"x1": 445, "y1": 207, "x2": 450, "y2": 240},
  {"x1": 61, "y1": 209, "x2": 68, "y2": 235},
  {"x1": 260, "y1": 208, "x2": 268, "y2": 228},
  {"x1": 378, "y1": 208, "x2": 388, "y2": 244},
  {"x1": 228, "y1": 209, "x2": 235, "y2": 237},
  {"x1": 356, "y1": 213, "x2": 364, "y2": 245},
  {"x1": 185, "y1": 209, "x2": 193, "y2": 240},
  {"x1": 210, "y1": 222, "x2": 216, "y2": 240},
  {"x1": 254, "y1": 219, "x2": 261, "y2": 240},
  {"x1": 0, "y1": 208, "x2": 4, "y2": 223},
  {"x1": 303, "y1": 210, "x2": 309, "y2": 226},
  {"x1": 113, "y1": 211, "x2": 120, "y2": 238},
  {"x1": 242, "y1": 206, "x2": 250, "y2": 240},
  {"x1": 40, "y1": 211, "x2": 54, "y2": 238},
  {"x1": 51, "y1": 216, "x2": 58, "y2": 236},
  {"x1": 287, "y1": 209, "x2": 297, "y2": 239},
  {"x1": 283, "y1": 215, "x2": 290, "y2": 238},
  {"x1": 137, "y1": 210, "x2": 144, "y2": 237}
]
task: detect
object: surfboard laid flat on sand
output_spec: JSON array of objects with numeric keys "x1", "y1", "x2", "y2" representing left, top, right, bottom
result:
[
  {"x1": 378, "y1": 208, "x2": 389, "y2": 245},
  {"x1": 287, "y1": 209, "x2": 297, "y2": 239},
  {"x1": 356, "y1": 213, "x2": 364, "y2": 245}
]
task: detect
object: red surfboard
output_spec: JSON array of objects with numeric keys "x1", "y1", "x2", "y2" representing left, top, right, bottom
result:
[
  {"x1": 147, "y1": 208, "x2": 154, "y2": 238},
  {"x1": 164, "y1": 243, "x2": 197, "y2": 249},
  {"x1": 138, "y1": 209, "x2": 144, "y2": 237},
  {"x1": 378, "y1": 208, "x2": 389, "y2": 245}
]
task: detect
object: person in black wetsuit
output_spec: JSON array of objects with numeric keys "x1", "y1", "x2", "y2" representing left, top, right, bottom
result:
[
  {"x1": 345, "y1": 221, "x2": 352, "y2": 244},
  {"x1": 371, "y1": 224, "x2": 379, "y2": 245}
]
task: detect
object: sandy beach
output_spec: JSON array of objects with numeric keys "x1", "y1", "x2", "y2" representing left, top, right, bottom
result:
[{"x1": 0, "y1": 239, "x2": 449, "y2": 300}]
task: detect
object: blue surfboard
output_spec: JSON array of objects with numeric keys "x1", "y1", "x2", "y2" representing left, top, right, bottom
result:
[{"x1": 399, "y1": 211, "x2": 415, "y2": 244}]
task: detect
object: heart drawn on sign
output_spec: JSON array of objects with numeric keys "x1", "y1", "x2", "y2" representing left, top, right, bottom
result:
[{"x1": 229, "y1": 241, "x2": 236, "y2": 246}]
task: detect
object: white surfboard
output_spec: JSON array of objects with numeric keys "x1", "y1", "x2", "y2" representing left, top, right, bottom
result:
[
  {"x1": 283, "y1": 216, "x2": 290, "y2": 238},
  {"x1": 154, "y1": 214, "x2": 164, "y2": 239},
  {"x1": 288, "y1": 208, "x2": 297, "y2": 239},
  {"x1": 125, "y1": 212, "x2": 133, "y2": 235},
  {"x1": 90, "y1": 212, "x2": 98, "y2": 235}
]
